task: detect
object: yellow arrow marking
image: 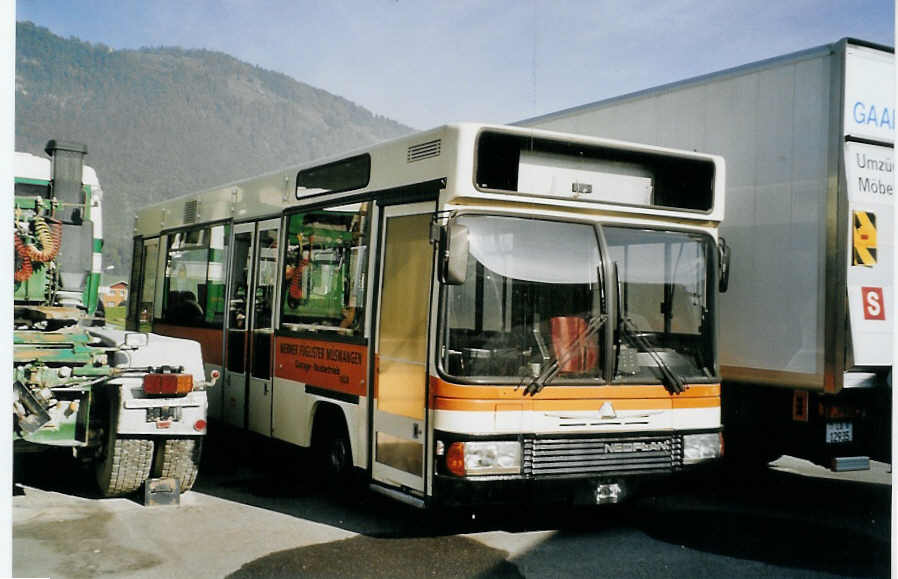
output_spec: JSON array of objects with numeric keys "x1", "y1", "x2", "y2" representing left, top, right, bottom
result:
[{"x1": 853, "y1": 211, "x2": 877, "y2": 266}]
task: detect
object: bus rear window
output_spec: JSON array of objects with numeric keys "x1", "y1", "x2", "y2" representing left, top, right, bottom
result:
[{"x1": 475, "y1": 131, "x2": 714, "y2": 212}]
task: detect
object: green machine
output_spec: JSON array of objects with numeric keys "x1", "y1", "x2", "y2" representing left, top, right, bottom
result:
[
  {"x1": 13, "y1": 141, "x2": 108, "y2": 445},
  {"x1": 14, "y1": 141, "x2": 212, "y2": 497}
]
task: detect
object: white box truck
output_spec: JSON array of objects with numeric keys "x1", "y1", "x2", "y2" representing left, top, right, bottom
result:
[{"x1": 520, "y1": 38, "x2": 893, "y2": 471}]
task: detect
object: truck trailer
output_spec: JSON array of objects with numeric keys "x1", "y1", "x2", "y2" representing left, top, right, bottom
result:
[{"x1": 520, "y1": 38, "x2": 893, "y2": 471}]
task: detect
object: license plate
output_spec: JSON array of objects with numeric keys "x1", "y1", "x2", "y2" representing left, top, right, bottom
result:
[{"x1": 825, "y1": 421, "x2": 853, "y2": 444}]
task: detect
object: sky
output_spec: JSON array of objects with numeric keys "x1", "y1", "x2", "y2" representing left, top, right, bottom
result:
[{"x1": 14, "y1": 0, "x2": 896, "y2": 129}]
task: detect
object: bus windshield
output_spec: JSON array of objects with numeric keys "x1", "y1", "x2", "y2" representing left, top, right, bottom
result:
[
  {"x1": 439, "y1": 216, "x2": 717, "y2": 385},
  {"x1": 605, "y1": 226, "x2": 716, "y2": 384},
  {"x1": 441, "y1": 216, "x2": 605, "y2": 383}
]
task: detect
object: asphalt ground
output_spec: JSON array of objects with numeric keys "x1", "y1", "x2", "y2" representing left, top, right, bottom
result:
[{"x1": 12, "y1": 427, "x2": 892, "y2": 578}]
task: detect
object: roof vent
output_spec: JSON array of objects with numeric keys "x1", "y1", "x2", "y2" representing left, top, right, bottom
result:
[
  {"x1": 407, "y1": 139, "x2": 441, "y2": 163},
  {"x1": 183, "y1": 199, "x2": 198, "y2": 224}
]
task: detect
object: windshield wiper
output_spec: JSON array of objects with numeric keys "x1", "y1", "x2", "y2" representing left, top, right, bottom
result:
[
  {"x1": 619, "y1": 317, "x2": 687, "y2": 395},
  {"x1": 522, "y1": 313, "x2": 606, "y2": 396}
]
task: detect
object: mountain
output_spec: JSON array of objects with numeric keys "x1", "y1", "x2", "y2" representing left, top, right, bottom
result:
[{"x1": 15, "y1": 21, "x2": 413, "y2": 278}]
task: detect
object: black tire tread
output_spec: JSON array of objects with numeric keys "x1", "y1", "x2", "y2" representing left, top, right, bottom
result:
[
  {"x1": 153, "y1": 438, "x2": 203, "y2": 492},
  {"x1": 97, "y1": 437, "x2": 154, "y2": 497}
]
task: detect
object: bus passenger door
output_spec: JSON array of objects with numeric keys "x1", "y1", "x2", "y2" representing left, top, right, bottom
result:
[
  {"x1": 373, "y1": 205, "x2": 434, "y2": 494},
  {"x1": 223, "y1": 223, "x2": 254, "y2": 428},
  {"x1": 247, "y1": 220, "x2": 280, "y2": 436}
]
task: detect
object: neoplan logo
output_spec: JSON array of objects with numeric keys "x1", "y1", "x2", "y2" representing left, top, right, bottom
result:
[{"x1": 603, "y1": 441, "x2": 669, "y2": 454}]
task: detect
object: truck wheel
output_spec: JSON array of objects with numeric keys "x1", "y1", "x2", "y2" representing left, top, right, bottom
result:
[
  {"x1": 95, "y1": 433, "x2": 154, "y2": 497},
  {"x1": 152, "y1": 438, "x2": 203, "y2": 493}
]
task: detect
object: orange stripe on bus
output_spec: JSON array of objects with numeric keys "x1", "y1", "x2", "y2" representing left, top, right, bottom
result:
[
  {"x1": 433, "y1": 396, "x2": 718, "y2": 412},
  {"x1": 152, "y1": 323, "x2": 223, "y2": 366},
  {"x1": 672, "y1": 396, "x2": 720, "y2": 409},
  {"x1": 428, "y1": 376, "x2": 719, "y2": 402}
]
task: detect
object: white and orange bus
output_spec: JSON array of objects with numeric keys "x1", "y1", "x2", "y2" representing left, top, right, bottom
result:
[{"x1": 129, "y1": 123, "x2": 727, "y2": 507}]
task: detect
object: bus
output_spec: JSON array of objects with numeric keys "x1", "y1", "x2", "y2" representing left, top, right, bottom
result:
[{"x1": 129, "y1": 123, "x2": 727, "y2": 507}]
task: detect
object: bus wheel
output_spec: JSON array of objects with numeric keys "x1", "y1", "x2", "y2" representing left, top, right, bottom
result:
[
  {"x1": 313, "y1": 413, "x2": 351, "y2": 485},
  {"x1": 153, "y1": 438, "x2": 203, "y2": 493},
  {"x1": 95, "y1": 431, "x2": 154, "y2": 497}
]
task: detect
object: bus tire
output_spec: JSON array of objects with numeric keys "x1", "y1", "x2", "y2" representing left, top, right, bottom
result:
[
  {"x1": 313, "y1": 409, "x2": 352, "y2": 485},
  {"x1": 95, "y1": 433, "x2": 154, "y2": 497},
  {"x1": 153, "y1": 438, "x2": 203, "y2": 493}
]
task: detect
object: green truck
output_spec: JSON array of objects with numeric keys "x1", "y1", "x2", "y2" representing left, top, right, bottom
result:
[{"x1": 14, "y1": 140, "x2": 215, "y2": 496}]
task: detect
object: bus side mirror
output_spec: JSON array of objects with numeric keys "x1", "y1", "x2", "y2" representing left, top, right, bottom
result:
[
  {"x1": 717, "y1": 237, "x2": 730, "y2": 294},
  {"x1": 439, "y1": 222, "x2": 468, "y2": 285}
]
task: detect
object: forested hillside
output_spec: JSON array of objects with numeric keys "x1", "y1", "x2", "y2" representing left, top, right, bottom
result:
[{"x1": 15, "y1": 21, "x2": 412, "y2": 277}]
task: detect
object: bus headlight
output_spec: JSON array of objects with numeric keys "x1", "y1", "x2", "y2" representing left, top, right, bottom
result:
[
  {"x1": 446, "y1": 441, "x2": 522, "y2": 477},
  {"x1": 683, "y1": 433, "x2": 722, "y2": 464}
]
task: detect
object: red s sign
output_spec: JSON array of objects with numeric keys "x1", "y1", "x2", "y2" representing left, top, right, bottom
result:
[{"x1": 861, "y1": 287, "x2": 885, "y2": 320}]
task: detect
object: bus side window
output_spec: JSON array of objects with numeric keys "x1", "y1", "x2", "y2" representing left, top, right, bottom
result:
[
  {"x1": 204, "y1": 224, "x2": 229, "y2": 326},
  {"x1": 280, "y1": 202, "x2": 370, "y2": 336},
  {"x1": 160, "y1": 225, "x2": 228, "y2": 330}
]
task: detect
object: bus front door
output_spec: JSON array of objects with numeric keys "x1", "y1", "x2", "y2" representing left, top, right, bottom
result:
[{"x1": 373, "y1": 204, "x2": 434, "y2": 494}]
